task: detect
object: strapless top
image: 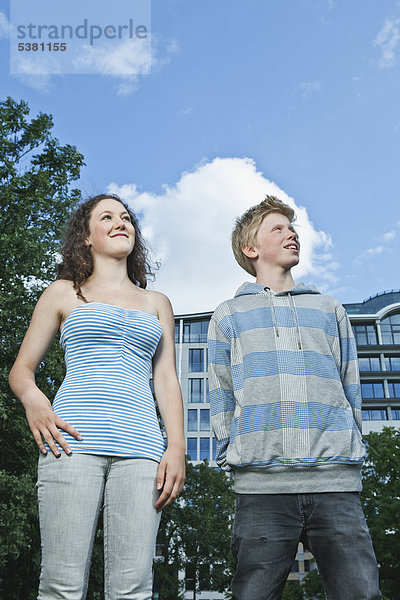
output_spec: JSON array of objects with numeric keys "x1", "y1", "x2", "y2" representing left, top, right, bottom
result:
[{"x1": 52, "y1": 302, "x2": 165, "y2": 460}]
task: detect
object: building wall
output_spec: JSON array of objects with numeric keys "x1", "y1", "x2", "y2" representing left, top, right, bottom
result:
[
  {"x1": 175, "y1": 314, "x2": 215, "y2": 465},
  {"x1": 343, "y1": 292, "x2": 400, "y2": 435}
]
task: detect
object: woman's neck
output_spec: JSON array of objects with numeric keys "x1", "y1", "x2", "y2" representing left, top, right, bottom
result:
[{"x1": 87, "y1": 256, "x2": 134, "y2": 291}]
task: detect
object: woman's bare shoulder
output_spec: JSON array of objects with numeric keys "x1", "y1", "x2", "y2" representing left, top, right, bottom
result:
[
  {"x1": 41, "y1": 279, "x2": 75, "y2": 301},
  {"x1": 38, "y1": 280, "x2": 78, "y2": 316},
  {"x1": 145, "y1": 289, "x2": 173, "y2": 319}
]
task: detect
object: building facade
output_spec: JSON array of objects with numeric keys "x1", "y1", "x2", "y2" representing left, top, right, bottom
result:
[
  {"x1": 344, "y1": 290, "x2": 400, "y2": 433},
  {"x1": 171, "y1": 289, "x2": 400, "y2": 597}
]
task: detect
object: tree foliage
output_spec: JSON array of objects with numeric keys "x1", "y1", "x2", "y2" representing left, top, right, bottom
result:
[
  {"x1": 0, "y1": 96, "x2": 84, "y2": 598},
  {"x1": 281, "y1": 581, "x2": 304, "y2": 600},
  {"x1": 301, "y1": 569, "x2": 324, "y2": 600},
  {"x1": 362, "y1": 427, "x2": 400, "y2": 600},
  {"x1": 154, "y1": 459, "x2": 235, "y2": 599}
]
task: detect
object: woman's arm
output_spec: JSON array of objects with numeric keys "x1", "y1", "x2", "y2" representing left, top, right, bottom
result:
[
  {"x1": 9, "y1": 281, "x2": 82, "y2": 456},
  {"x1": 151, "y1": 292, "x2": 186, "y2": 510}
]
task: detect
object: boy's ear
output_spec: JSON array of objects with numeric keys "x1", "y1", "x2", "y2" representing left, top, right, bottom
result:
[{"x1": 241, "y1": 245, "x2": 259, "y2": 259}]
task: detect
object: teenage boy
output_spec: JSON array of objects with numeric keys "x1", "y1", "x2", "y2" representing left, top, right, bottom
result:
[{"x1": 208, "y1": 196, "x2": 380, "y2": 600}]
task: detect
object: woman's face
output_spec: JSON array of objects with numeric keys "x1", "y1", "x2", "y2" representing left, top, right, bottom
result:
[{"x1": 85, "y1": 198, "x2": 135, "y2": 259}]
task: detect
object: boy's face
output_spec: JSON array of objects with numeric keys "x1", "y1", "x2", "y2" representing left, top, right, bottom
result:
[{"x1": 245, "y1": 212, "x2": 300, "y2": 271}]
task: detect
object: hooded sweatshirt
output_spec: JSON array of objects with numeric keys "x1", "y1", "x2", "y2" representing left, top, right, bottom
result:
[{"x1": 208, "y1": 282, "x2": 365, "y2": 494}]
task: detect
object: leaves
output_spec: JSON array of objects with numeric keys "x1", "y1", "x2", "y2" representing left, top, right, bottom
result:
[
  {"x1": 282, "y1": 581, "x2": 304, "y2": 600},
  {"x1": 301, "y1": 569, "x2": 325, "y2": 600},
  {"x1": 154, "y1": 459, "x2": 235, "y2": 599},
  {"x1": 0, "y1": 96, "x2": 84, "y2": 598},
  {"x1": 362, "y1": 427, "x2": 400, "y2": 600}
]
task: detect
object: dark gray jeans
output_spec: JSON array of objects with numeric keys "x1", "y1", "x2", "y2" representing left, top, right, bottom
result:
[{"x1": 231, "y1": 492, "x2": 381, "y2": 600}]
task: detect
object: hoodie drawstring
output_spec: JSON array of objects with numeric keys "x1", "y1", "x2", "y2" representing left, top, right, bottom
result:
[
  {"x1": 265, "y1": 287, "x2": 303, "y2": 349},
  {"x1": 265, "y1": 288, "x2": 280, "y2": 337},
  {"x1": 288, "y1": 292, "x2": 302, "y2": 350}
]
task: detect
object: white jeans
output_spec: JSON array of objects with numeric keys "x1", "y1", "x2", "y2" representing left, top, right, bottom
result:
[{"x1": 36, "y1": 453, "x2": 161, "y2": 600}]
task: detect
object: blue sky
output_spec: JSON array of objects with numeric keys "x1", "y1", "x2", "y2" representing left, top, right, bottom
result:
[{"x1": 1, "y1": 0, "x2": 400, "y2": 313}]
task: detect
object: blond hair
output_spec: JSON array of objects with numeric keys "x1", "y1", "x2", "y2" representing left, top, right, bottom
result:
[{"x1": 231, "y1": 195, "x2": 296, "y2": 276}]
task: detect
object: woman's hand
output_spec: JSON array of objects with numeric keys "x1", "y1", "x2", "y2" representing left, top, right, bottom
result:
[
  {"x1": 23, "y1": 391, "x2": 82, "y2": 457},
  {"x1": 150, "y1": 291, "x2": 186, "y2": 510},
  {"x1": 9, "y1": 281, "x2": 82, "y2": 457},
  {"x1": 155, "y1": 445, "x2": 186, "y2": 511}
]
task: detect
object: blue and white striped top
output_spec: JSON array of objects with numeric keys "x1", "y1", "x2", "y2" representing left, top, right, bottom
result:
[{"x1": 52, "y1": 302, "x2": 165, "y2": 461}]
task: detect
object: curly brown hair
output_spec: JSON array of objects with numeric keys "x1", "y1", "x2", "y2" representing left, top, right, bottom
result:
[{"x1": 57, "y1": 194, "x2": 157, "y2": 299}]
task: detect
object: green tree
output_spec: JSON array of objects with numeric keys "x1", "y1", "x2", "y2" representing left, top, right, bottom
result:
[
  {"x1": 153, "y1": 500, "x2": 185, "y2": 600},
  {"x1": 282, "y1": 581, "x2": 304, "y2": 600},
  {"x1": 0, "y1": 96, "x2": 84, "y2": 599},
  {"x1": 301, "y1": 569, "x2": 324, "y2": 600},
  {"x1": 362, "y1": 427, "x2": 400, "y2": 600},
  {"x1": 154, "y1": 459, "x2": 235, "y2": 600}
]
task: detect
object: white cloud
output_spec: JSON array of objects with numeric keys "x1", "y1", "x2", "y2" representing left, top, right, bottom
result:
[
  {"x1": 299, "y1": 81, "x2": 322, "y2": 99},
  {"x1": 165, "y1": 39, "x2": 180, "y2": 54},
  {"x1": 14, "y1": 34, "x2": 176, "y2": 96},
  {"x1": 75, "y1": 38, "x2": 151, "y2": 76},
  {"x1": 108, "y1": 157, "x2": 337, "y2": 314},
  {"x1": 354, "y1": 246, "x2": 384, "y2": 264},
  {"x1": 354, "y1": 225, "x2": 399, "y2": 265},
  {"x1": 0, "y1": 11, "x2": 10, "y2": 38},
  {"x1": 16, "y1": 74, "x2": 53, "y2": 93},
  {"x1": 11, "y1": 51, "x2": 55, "y2": 92},
  {"x1": 116, "y1": 76, "x2": 140, "y2": 97},
  {"x1": 178, "y1": 105, "x2": 193, "y2": 115},
  {"x1": 373, "y1": 17, "x2": 400, "y2": 68},
  {"x1": 381, "y1": 230, "x2": 396, "y2": 242},
  {"x1": 72, "y1": 37, "x2": 150, "y2": 95}
]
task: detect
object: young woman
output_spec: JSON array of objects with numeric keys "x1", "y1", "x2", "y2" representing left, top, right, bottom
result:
[{"x1": 9, "y1": 193, "x2": 186, "y2": 600}]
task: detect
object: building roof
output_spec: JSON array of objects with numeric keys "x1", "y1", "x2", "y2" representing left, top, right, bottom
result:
[{"x1": 343, "y1": 290, "x2": 400, "y2": 315}]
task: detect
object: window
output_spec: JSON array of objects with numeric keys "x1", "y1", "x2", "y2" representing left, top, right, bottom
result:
[
  {"x1": 199, "y1": 564, "x2": 210, "y2": 591},
  {"x1": 385, "y1": 356, "x2": 400, "y2": 371},
  {"x1": 187, "y1": 438, "x2": 197, "y2": 461},
  {"x1": 174, "y1": 322, "x2": 180, "y2": 343},
  {"x1": 358, "y1": 357, "x2": 381, "y2": 372},
  {"x1": 212, "y1": 437, "x2": 217, "y2": 461},
  {"x1": 388, "y1": 382, "x2": 400, "y2": 398},
  {"x1": 187, "y1": 409, "x2": 198, "y2": 431},
  {"x1": 362, "y1": 408, "x2": 387, "y2": 421},
  {"x1": 185, "y1": 564, "x2": 195, "y2": 591},
  {"x1": 381, "y1": 313, "x2": 400, "y2": 345},
  {"x1": 200, "y1": 409, "x2": 210, "y2": 431},
  {"x1": 391, "y1": 408, "x2": 400, "y2": 420},
  {"x1": 206, "y1": 378, "x2": 210, "y2": 402},
  {"x1": 200, "y1": 437, "x2": 210, "y2": 461},
  {"x1": 155, "y1": 539, "x2": 164, "y2": 558},
  {"x1": 189, "y1": 349, "x2": 204, "y2": 372},
  {"x1": 304, "y1": 560, "x2": 313, "y2": 572},
  {"x1": 352, "y1": 324, "x2": 377, "y2": 345},
  {"x1": 183, "y1": 319, "x2": 209, "y2": 343},
  {"x1": 188, "y1": 378, "x2": 203, "y2": 403},
  {"x1": 361, "y1": 382, "x2": 385, "y2": 399}
]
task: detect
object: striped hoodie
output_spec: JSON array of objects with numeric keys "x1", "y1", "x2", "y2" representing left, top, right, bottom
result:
[{"x1": 208, "y1": 282, "x2": 365, "y2": 494}]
